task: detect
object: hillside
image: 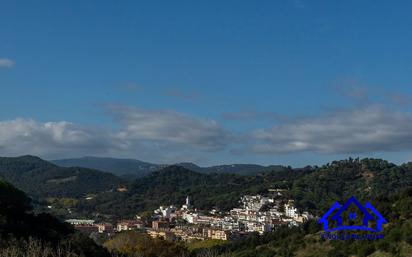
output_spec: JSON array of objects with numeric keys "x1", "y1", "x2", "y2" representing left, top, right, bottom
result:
[
  {"x1": 291, "y1": 158, "x2": 412, "y2": 215},
  {"x1": 177, "y1": 162, "x2": 287, "y2": 175},
  {"x1": 0, "y1": 155, "x2": 124, "y2": 199},
  {"x1": 0, "y1": 178, "x2": 110, "y2": 256},
  {"x1": 76, "y1": 158, "x2": 412, "y2": 220},
  {"x1": 52, "y1": 156, "x2": 286, "y2": 177},
  {"x1": 78, "y1": 165, "x2": 309, "y2": 218},
  {"x1": 52, "y1": 156, "x2": 166, "y2": 177},
  {"x1": 206, "y1": 188, "x2": 412, "y2": 257}
]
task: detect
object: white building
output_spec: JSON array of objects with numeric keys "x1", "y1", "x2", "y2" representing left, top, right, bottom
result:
[
  {"x1": 65, "y1": 219, "x2": 94, "y2": 225},
  {"x1": 182, "y1": 195, "x2": 192, "y2": 210},
  {"x1": 285, "y1": 201, "x2": 298, "y2": 218},
  {"x1": 183, "y1": 213, "x2": 198, "y2": 223}
]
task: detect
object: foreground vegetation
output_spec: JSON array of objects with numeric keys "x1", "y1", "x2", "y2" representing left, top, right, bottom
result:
[
  {"x1": 0, "y1": 238, "x2": 81, "y2": 257},
  {"x1": 0, "y1": 179, "x2": 111, "y2": 257}
]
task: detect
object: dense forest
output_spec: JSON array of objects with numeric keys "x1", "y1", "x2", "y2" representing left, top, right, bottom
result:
[
  {"x1": 0, "y1": 179, "x2": 111, "y2": 257},
  {"x1": 0, "y1": 156, "x2": 123, "y2": 199},
  {"x1": 52, "y1": 156, "x2": 166, "y2": 178}
]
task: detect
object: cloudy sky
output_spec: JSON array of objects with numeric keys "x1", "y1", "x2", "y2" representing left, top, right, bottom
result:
[{"x1": 2, "y1": 1, "x2": 412, "y2": 166}]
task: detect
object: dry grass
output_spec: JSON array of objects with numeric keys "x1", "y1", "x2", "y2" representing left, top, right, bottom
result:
[{"x1": 0, "y1": 238, "x2": 77, "y2": 257}]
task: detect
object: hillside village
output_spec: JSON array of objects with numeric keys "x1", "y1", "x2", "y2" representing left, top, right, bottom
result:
[{"x1": 67, "y1": 190, "x2": 313, "y2": 242}]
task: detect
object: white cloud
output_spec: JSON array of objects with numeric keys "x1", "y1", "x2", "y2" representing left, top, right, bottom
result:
[
  {"x1": 0, "y1": 119, "x2": 116, "y2": 158},
  {"x1": 0, "y1": 107, "x2": 231, "y2": 162},
  {"x1": 3, "y1": 105, "x2": 412, "y2": 162},
  {"x1": 0, "y1": 58, "x2": 15, "y2": 68},
  {"x1": 109, "y1": 105, "x2": 230, "y2": 151},
  {"x1": 245, "y1": 106, "x2": 412, "y2": 154}
]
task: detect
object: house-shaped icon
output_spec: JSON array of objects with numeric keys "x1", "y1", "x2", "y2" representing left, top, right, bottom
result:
[
  {"x1": 318, "y1": 196, "x2": 387, "y2": 232},
  {"x1": 318, "y1": 202, "x2": 341, "y2": 231},
  {"x1": 364, "y1": 202, "x2": 388, "y2": 232}
]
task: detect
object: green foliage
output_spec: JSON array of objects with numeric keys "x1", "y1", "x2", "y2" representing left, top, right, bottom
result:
[
  {"x1": 186, "y1": 239, "x2": 229, "y2": 251},
  {"x1": 104, "y1": 231, "x2": 189, "y2": 257},
  {"x1": 52, "y1": 156, "x2": 164, "y2": 178},
  {"x1": 0, "y1": 155, "x2": 123, "y2": 199},
  {"x1": 0, "y1": 179, "x2": 31, "y2": 215},
  {"x1": 0, "y1": 179, "x2": 71, "y2": 242},
  {"x1": 0, "y1": 178, "x2": 110, "y2": 257},
  {"x1": 291, "y1": 158, "x2": 412, "y2": 215}
]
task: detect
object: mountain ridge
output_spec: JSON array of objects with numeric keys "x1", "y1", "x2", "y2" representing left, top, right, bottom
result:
[{"x1": 52, "y1": 156, "x2": 287, "y2": 177}]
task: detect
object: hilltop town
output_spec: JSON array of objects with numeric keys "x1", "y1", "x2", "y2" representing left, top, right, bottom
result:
[{"x1": 67, "y1": 189, "x2": 313, "y2": 242}]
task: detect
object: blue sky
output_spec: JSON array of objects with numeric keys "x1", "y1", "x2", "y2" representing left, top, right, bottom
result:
[{"x1": 2, "y1": 1, "x2": 412, "y2": 166}]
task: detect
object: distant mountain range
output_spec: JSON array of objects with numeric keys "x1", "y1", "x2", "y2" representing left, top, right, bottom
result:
[
  {"x1": 176, "y1": 162, "x2": 287, "y2": 175},
  {"x1": 52, "y1": 156, "x2": 287, "y2": 177},
  {"x1": 0, "y1": 155, "x2": 287, "y2": 202}
]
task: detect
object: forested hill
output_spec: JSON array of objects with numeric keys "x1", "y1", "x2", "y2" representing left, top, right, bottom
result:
[
  {"x1": 0, "y1": 155, "x2": 124, "y2": 199},
  {"x1": 79, "y1": 165, "x2": 311, "y2": 218},
  {"x1": 291, "y1": 158, "x2": 412, "y2": 215},
  {"x1": 129, "y1": 165, "x2": 308, "y2": 210},
  {"x1": 0, "y1": 178, "x2": 110, "y2": 256},
  {"x1": 79, "y1": 158, "x2": 412, "y2": 219}
]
